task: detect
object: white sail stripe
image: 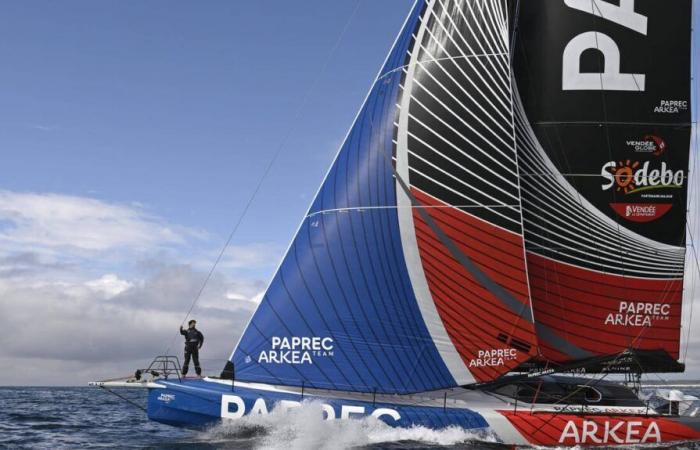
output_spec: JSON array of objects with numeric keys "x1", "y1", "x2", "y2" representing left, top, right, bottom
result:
[
  {"x1": 471, "y1": 0, "x2": 510, "y2": 66},
  {"x1": 407, "y1": 165, "x2": 523, "y2": 226},
  {"x1": 491, "y1": 0, "x2": 508, "y2": 31},
  {"x1": 515, "y1": 114, "x2": 684, "y2": 257},
  {"x1": 396, "y1": 0, "x2": 475, "y2": 386},
  {"x1": 431, "y1": 0, "x2": 511, "y2": 95},
  {"x1": 519, "y1": 181, "x2": 684, "y2": 263},
  {"x1": 308, "y1": 204, "x2": 525, "y2": 219},
  {"x1": 406, "y1": 133, "x2": 520, "y2": 204},
  {"x1": 412, "y1": 62, "x2": 513, "y2": 148},
  {"x1": 418, "y1": 5, "x2": 511, "y2": 103},
  {"x1": 453, "y1": 0, "x2": 508, "y2": 68},
  {"x1": 465, "y1": 0, "x2": 508, "y2": 57},
  {"x1": 420, "y1": 7, "x2": 511, "y2": 109},
  {"x1": 417, "y1": 26, "x2": 512, "y2": 125},
  {"x1": 412, "y1": 76, "x2": 514, "y2": 159},
  {"x1": 408, "y1": 115, "x2": 520, "y2": 197},
  {"x1": 524, "y1": 240, "x2": 685, "y2": 277},
  {"x1": 522, "y1": 208, "x2": 684, "y2": 272},
  {"x1": 383, "y1": 53, "x2": 511, "y2": 85},
  {"x1": 484, "y1": 0, "x2": 508, "y2": 48},
  {"x1": 408, "y1": 96, "x2": 520, "y2": 181},
  {"x1": 527, "y1": 250, "x2": 685, "y2": 280},
  {"x1": 410, "y1": 186, "x2": 523, "y2": 238},
  {"x1": 436, "y1": 0, "x2": 510, "y2": 84}
]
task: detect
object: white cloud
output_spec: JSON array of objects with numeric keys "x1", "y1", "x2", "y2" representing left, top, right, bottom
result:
[
  {"x1": 0, "y1": 190, "x2": 205, "y2": 255},
  {"x1": 0, "y1": 190, "x2": 273, "y2": 385},
  {"x1": 0, "y1": 265, "x2": 260, "y2": 385},
  {"x1": 85, "y1": 274, "x2": 133, "y2": 297}
]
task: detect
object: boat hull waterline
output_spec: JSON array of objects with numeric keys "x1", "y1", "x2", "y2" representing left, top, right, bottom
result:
[{"x1": 145, "y1": 378, "x2": 700, "y2": 447}]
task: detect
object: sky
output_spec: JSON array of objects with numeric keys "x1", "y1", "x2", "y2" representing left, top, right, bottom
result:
[{"x1": 0, "y1": 0, "x2": 699, "y2": 386}]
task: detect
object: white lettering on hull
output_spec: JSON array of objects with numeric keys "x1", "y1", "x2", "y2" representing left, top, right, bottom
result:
[
  {"x1": 220, "y1": 395, "x2": 401, "y2": 423},
  {"x1": 559, "y1": 420, "x2": 661, "y2": 444}
]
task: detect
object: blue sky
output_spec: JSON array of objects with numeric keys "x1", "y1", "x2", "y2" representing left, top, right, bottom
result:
[
  {"x1": 0, "y1": 0, "x2": 412, "y2": 259},
  {"x1": 1, "y1": 1, "x2": 699, "y2": 385},
  {"x1": 0, "y1": 0, "x2": 414, "y2": 385}
]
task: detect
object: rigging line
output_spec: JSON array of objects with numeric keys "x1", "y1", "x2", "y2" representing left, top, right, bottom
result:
[
  {"x1": 502, "y1": 0, "x2": 535, "y2": 356},
  {"x1": 683, "y1": 14, "x2": 699, "y2": 363},
  {"x1": 98, "y1": 386, "x2": 146, "y2": 412},
  {"x1": 683, "y1": 222, "x2": 700, "y2": 361},
  {"x1": 307, "y1": 204, "x2": 522, "y2": 218},
  {"x1": 162, "y1": 0, "x2": 363, "y2": 355}
]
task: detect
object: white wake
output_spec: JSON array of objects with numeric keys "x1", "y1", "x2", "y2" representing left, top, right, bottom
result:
[{"x1": 197, "y1": 400, "x2": 499, "y2": 450}]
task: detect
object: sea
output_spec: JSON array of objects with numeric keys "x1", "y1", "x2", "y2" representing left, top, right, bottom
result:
[{"x1": 2, "y1": 386, "x2": 700, "y2": 450}]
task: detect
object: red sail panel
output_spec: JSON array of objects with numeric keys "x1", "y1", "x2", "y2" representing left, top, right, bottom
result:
[
  {"x1": 411, "y1": 188, "x2": 538, "y2": 382},
  {"x1": 527, "y1": 253, "x2": 682, "y2": 361}
]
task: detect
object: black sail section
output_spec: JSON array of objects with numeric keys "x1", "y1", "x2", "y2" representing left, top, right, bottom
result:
[{"x1": 511, "y1": 0, "x2": 691, "y2": 370}]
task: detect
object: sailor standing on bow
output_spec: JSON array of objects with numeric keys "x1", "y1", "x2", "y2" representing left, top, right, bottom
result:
[{"x1": 180, "y1": 320, "x2": 204, "y2": 376}]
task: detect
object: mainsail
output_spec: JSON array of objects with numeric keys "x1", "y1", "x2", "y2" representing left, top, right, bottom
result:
[
  {"x1": 231, "y1": 0, "x2": 541, "y2": 394},
  {"x1": 512, "y1": 0, "x2": 692, "y2": 370}
]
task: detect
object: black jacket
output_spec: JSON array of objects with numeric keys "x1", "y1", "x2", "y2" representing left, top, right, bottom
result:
[{"x1": 180, "y1": 327, "x2": 204, "y2": 348}]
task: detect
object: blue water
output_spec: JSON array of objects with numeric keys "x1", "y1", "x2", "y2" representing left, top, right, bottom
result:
[{"x1": 2, "y1": 386, "x2": 700, "y2": 449}]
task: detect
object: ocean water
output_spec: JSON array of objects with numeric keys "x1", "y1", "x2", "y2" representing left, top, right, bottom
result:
[{"x1": 1, "y1": 386, "x2": 700, "y2": 450}]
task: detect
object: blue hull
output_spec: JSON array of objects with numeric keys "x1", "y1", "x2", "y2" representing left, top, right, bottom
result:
[{"x1": 147, "y1": 379, "x2": 489, "y2": 431}]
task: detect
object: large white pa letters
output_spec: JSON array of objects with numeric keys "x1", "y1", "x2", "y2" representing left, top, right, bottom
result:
[{"x1": 562, "y1": 0, "x2": 648, "y2": 91}]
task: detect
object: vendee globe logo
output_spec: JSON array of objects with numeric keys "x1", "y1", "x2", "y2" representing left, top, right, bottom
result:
[{"x1": 257, "y1": 336, "x2": 334, "y2": 365}]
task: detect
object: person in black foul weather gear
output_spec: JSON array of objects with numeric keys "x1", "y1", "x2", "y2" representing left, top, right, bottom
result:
[{"x1": 180, "y1": 320, "x2": 204, "y2": 376}]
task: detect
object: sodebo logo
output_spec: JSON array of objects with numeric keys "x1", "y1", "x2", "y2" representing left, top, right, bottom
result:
[
  {"x1": 257, "y1": 336, "x2": 334, "y2": 365},
  {"x1": 220, "y1": 395, "x2": 401, "y2": 422},
  {"x1": 601, "y1": 161, "x2": 684, "y2": 194}
]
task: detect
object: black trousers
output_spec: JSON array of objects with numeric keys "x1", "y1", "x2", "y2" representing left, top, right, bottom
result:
[{"x1": 183, "y1": 344, "x2": 201, "y2": 375}]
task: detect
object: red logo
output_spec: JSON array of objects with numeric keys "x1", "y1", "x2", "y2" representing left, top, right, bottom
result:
[
  {"x1": 644, "y1": 135, "x2": 667, "y2": 156},
  {"x1": 610, "y1": 203, "x2": 672, "y2": 222}
]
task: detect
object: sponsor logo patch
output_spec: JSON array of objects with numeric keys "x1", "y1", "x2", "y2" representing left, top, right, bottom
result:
[
  {"x1": 609, "y1": 203, "x2": 672, "y2": 222},
  {"x1": 626, "y1": 135, "x2": 666, "y2": 156},
  {"x1": 604, "y1": 301, "x2": 671, "y2": 327},
  {"x1": 469, "y1": 348, "x2": 517, "y2": 368},
  {"x1": 157, "y1": 393, "x2": 175, "y2": 403},
  {"x1": 257, "y1": 336, "x2": 334, "y2": 365},
  {"x1": 654, "y1": 99, "x2": 688, "y2": 114},
  {"x1": 601, "y1": 161, "x2": 684, "y2": 194}
]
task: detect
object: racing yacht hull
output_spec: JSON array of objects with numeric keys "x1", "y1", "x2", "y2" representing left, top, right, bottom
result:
[{"x1": 146, "y1": 378, "x2": 700, "y2": 447}]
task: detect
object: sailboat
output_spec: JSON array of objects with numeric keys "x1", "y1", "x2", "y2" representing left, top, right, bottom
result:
[{"x1": 92, "y1": 0, "x2": 700, "y2": 446}]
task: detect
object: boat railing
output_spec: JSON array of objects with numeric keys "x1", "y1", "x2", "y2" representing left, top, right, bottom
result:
[{"x1": 136, "y1": 355, "x2": 184, "y2": 382}]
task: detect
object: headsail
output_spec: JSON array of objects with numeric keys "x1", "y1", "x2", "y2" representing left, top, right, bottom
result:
[
  {"x1": 230, "y1": 0, "x2": 539, "y2": 394},
  {"x1": 512, "y1": 0, "x2": 692, "y2": 370}
]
